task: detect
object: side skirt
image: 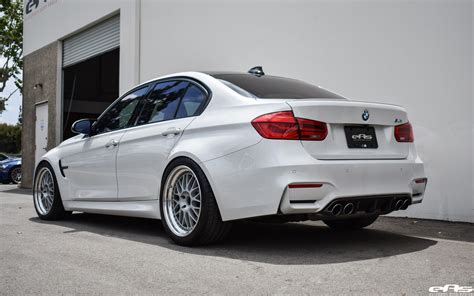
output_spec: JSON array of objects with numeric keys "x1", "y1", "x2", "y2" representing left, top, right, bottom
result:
[{"x1": 62, "y1": 200, "x2": 161, "y2": 219}]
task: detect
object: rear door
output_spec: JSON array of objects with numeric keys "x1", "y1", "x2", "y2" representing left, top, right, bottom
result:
[
  {"x1": 287, "y1": 100, "x2": 409, "y2": 160},
  {"x1": 116, "y1": 80, "x2": 209, "y2": 201}
]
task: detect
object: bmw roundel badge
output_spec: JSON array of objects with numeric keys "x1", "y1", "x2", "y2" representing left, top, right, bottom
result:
[{"x1": 362, "y1": 110, "x2": 369, "y2": 121}]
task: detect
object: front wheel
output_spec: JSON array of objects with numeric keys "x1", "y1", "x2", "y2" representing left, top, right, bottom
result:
[
  {"x1": 33, "y1": 162, "x2": 71, "y2": 220},
  {"x1": 160, "y1": 158, "x2": 231, "y2": 246},
  {"x1": 323, "y1": 215, "x2": 379, "y2": 230}
]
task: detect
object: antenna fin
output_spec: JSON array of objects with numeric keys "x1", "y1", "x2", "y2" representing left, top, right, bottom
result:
[{"x1": 248, "y1": 66, "x2": 265, "y2": 76}]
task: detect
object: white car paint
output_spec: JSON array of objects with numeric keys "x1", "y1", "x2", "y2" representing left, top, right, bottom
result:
[
  {"x1": 61, "y1": 129, "x2": 125, "y2": 201},
  {"x1": 116, "y1": 117, "x2": 195, "y2": 201},
  {"x1": 37, "y1": 71, "x2": 427, "y2": 221}
]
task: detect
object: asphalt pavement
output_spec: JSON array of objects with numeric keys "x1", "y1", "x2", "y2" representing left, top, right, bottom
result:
[{"x1": 1, "y1": 184, "x2": 473, "y2": 295}]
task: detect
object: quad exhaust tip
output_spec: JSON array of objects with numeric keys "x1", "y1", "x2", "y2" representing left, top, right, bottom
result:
[
  {"x1": 326, "y1": 196, "x2": 412, "y2": 216},
  {"x1": 401, "y1": 199, "x2": 410, "y2": 210},
  {"x1": 395, "y1": 200, "x2": 404, "y2": 211},
  {"x1": 343, "y1": 203, "x2": 354, "y2": 215},
  {"x1": 331, "y1": 203, "x2": 343, "y2": 216},
  {"x1": 394, "y1": 198, "x2": 411, "y2": 211},
  {"x1": 330, "y1": 203, "x2": 354, "y2": 216}
]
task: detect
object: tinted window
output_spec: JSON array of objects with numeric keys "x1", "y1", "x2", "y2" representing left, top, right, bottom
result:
[
  {"x1": 212, "y1": 74, "x2": 345, "y2": 99},
  {"x1": 0, "y1": 154, "x2": 8, "y2": 161},
  {"x1": 136, "y1": 81, "x2": 189, "y2": 125},
  {"x1": 94, "y1": 87, "x2": 148, "y2": 134},
  {"x1": 176, "y1": 85, "x2": 207, "y2": 119}
]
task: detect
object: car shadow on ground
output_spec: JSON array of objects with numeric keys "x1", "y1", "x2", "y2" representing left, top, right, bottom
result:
[{"x1": 30, "y1": 213, "x2": 439, "y2": 265}]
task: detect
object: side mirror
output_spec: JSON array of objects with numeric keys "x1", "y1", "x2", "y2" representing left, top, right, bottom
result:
[{"x1": 71, "y1": 119, "x2": 95, "y2": 136}]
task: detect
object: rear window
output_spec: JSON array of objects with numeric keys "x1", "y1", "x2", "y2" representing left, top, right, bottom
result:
[{"x1": 212, "y1": 74, "x2": 345, "y2": 99}]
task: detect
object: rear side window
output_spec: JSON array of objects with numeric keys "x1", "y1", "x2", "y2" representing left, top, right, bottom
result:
[
  {"x1": 213, "y1": 74, "x2": 345, "y2": 99},
  {"x1": 136, "y1": 81, "x2": 189, "y2": 125},
  {"x1": 175, "y1": 85, "x2": 207, "y2": 119}
]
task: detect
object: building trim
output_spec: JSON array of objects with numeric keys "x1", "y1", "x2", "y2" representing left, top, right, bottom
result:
[
  {"x1": 56, "y1": 41, "x2": 63, "y2": 145},
  {"x1": 34, "y1": 100, "x2": 49, "y2": 106}
]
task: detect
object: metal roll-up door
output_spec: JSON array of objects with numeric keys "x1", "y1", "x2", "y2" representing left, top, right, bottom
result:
[{"x1": 63, "y1": 16, "x2": 120, "y2": 68}]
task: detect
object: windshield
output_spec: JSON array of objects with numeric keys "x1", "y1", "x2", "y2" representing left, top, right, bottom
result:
[{"x1": 212, "y1": 74, "x2": 345, "y2": 99}]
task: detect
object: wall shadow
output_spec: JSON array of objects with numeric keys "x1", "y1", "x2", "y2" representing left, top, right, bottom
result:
[
  {"x1": 2, "y1": 187, "x2": 31, "y2": 195},
  {"x1": 29, "y1": 213, "x2": 437, "y2": 265}
]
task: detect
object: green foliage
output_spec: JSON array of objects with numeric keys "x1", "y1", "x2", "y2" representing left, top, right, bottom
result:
[
  {"x1": 0, "y1": 0, "x2": 23, "y2": 114},
  {"x1": 0, "y1": 123, "x2": 21, "y2": 153}
]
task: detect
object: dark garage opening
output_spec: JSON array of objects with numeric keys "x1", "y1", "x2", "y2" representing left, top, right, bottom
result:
[{"x1": 62, "y1": 48, "x2": 119, "y2": 140}]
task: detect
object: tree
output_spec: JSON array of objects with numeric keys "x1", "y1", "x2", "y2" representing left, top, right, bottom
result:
[
  {"x1": 0, "y1": 0, "x2": 23, "y2": 114},
  {"x1": 0, "y1": 123, "x2": 21, "y2": 153}
]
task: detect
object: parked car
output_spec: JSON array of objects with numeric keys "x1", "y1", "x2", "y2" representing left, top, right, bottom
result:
[
  {"x1": 32, "y1": 67, "x2": 427, "y2": 245},
  {"x1": 0, "y1": 155, "x2": 22, "y2": 185}
]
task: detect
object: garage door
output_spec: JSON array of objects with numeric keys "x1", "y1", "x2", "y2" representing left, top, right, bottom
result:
[{"x1": 63, "y1": 16, "x2": 120, "y2": 68}]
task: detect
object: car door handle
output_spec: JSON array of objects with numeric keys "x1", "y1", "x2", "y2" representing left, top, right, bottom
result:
[
  {"x1": 161, "y1": 127, "x2": 181, "y2": 137},
  {"x1": 105, "y1": 139, "x2": 119, "y2": 148}
]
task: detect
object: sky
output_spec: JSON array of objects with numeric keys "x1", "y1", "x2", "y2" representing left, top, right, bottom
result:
[{"x1": 0, "y1": 57, "x2": 22, "y2": 125}]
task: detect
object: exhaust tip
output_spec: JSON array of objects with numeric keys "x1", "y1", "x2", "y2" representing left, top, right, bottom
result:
[
  {"x1": 401, "y1": 199, "x2": 410, "y2": 210},
  {"x1": 331, "y1": 203, "x2": 343, "y2": 216},
  {"x1": 395, "y1": 200, "x2": 403, "y2": 211},
  {"x1": 343, "y1": 203, "x2": 354, "y2": 215}
]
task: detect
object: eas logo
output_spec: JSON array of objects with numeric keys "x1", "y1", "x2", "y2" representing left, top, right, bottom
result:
[
  {"x1": 352, "y1": 134, "x2": 373, "y2": 141},
  {"x1": 25, "y1": 0, "x2": 47, "y2": 15},
  {"x1": 429, "y1": 284, "x2": 473, "y2": 293}
]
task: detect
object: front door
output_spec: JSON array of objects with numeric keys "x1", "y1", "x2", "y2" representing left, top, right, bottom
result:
[
  {"x1": 62, "y1": 86, "x2": 149, "y2": 201},
  {"x1": 62, "y1": 130, "x2": 126, "y2": 201}
]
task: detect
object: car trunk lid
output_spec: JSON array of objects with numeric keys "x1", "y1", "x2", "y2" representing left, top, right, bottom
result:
[{"x1": 286, "y1": 99, "x2": 410, "y2": 160}]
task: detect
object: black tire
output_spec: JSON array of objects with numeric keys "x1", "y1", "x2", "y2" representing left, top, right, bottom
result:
[
  {"x1": 9, "y1": 166, "x2": 21, "y2": 184},
  {"x1": 33, "y1": 162, "x2": 72, "y2": 220},
  {"x1": 323, "y1": 215, "x2": 379, "y2": 230},
  {"x1": 160, "y1": 158, "x2": 231, "y2": 246}
]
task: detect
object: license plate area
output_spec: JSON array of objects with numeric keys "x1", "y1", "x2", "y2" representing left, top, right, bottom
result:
[{"x1": 344, "y1": 126, "x2": 378, "y2": 149}]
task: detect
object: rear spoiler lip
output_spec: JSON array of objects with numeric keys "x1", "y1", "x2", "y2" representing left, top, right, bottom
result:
[{"x1": 283, "y1": 98, "x2": 406, "y2": 110}]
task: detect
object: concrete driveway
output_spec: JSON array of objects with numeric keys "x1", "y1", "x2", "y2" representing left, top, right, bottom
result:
[{"x1": 1, "y1": 184, "x2": 473, "y2": 295}]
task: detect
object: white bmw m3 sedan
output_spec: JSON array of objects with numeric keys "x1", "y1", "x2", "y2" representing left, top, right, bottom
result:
[{"x1": 33, "y1": 67, "x2": 427, "y2": 245}]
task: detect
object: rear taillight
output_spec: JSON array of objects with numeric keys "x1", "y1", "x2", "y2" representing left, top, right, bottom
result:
[
  {"x1": 394, "y1": 122, "x2": 414, "y2": 142},
  {"x1": 251, "y1": 111, "x2": 327, "y2": 141},
  {"x1": 296, "y1": 117, "x2": 328, "y2": 141}
]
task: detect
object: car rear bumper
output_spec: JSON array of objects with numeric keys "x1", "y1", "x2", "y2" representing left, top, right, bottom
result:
[
  {"x1": 278, "y1": 166, "x2": 427, "y2": 215},
  {"x1": 0, "y1": 171, "x2": 9, "y2": 183},
  {"x1": 202, "y1": 139, "x2": 426, "y2": 221}
]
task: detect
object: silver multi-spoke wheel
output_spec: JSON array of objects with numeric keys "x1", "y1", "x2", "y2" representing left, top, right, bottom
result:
[
  {"x1": 163, "y1": 165, "x2": 202, "y2": 237},
  {"x1": 34, "y1": 167, "x2": 55, "y2": 215},
  {"x1": 10, "y1": 167, "x2": 21, "y2": 184}
]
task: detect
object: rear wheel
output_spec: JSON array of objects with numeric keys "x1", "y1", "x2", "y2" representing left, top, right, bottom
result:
[
  {"x1": 323, "y1": 215, "x2": 379, "y2": 230},
  {"x1": 9, "y1": 166, "x2": 21, "y2": 184},
  {"x1": 160, "y1": 158, "x2": 231, "y2": 246},
  {"x1": 33, "y1": 162, "x2": 71, "y2": 220}
]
